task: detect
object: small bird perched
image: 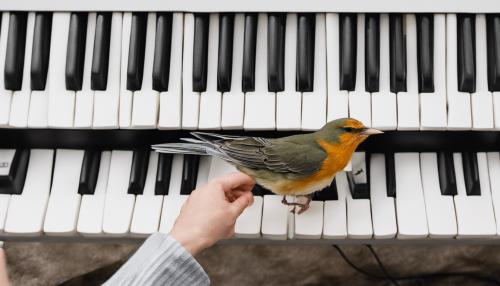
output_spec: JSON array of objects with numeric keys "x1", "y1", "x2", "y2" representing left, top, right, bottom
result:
[{"x1": 153, "y1": 118, "x2": 382, "y2": 213}]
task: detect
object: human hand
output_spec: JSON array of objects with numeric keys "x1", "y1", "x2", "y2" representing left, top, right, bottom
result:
[
  {"x1": 170, "y1": 172, "x2": 255, "y2": 256},
  {"x1": 0, "y1": 243, "x2": 10, "y2": 286}
]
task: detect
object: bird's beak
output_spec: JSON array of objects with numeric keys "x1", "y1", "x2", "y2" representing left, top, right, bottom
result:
[{"x1": 360, "y1": 128, "x2": 384, "y2": 136}]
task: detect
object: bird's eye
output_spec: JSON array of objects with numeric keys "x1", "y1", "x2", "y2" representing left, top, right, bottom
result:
[{"x1": 343, "y1": 127, "x2": 355, "y2": 132}]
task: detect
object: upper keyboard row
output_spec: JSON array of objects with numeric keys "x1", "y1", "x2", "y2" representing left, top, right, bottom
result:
[{"x1": 0, "y1": 12, "x2": 499, "y2": 131}]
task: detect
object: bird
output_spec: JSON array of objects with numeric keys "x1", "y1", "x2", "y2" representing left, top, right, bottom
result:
[{"x1": 153, "y1": 118, "x2": 383, "y2": 213}]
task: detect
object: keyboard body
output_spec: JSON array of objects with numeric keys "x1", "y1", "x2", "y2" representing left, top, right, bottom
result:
[{"x1": 1, "y1": 1, "x2": 500, "y2": 243}]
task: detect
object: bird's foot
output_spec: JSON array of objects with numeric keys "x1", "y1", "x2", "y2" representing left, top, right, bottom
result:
[{"x1": 281, "y1": 195, "x2": 312, "y2": 214}]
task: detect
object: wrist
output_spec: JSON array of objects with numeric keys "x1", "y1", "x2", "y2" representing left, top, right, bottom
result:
[{"x1": 170, "y1": 227, "x2": 211, "y2": 256}]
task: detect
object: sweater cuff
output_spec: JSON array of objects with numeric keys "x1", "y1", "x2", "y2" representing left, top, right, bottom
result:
[{"x1": 105, "y1": 233, "x2": 210, "y2": 286}]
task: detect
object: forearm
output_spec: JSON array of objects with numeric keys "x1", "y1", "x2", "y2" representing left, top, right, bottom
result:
[{"x1": 105, "y1": 233, "x2": 210, "y2": 286}]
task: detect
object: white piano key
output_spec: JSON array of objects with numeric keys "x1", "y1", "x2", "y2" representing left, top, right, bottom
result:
[
  {"x1": 235, "y1": 195, "x2": 263, "y2": 238},
  {"x1": 0, "y1": 149, "x2": 16, "y2": 232},
  {"x1": 294, "y1": 200, "x2": 323, "y2": 239},
  {"x1": 420, "y1": 14, "x2": 447, "y2": 130},
  {"x1": 130, "y1": 152, "x2": 163, "y2": 235},
  {"x1": 244, "y1": 13, "x2": 275, "y2": 130},
  {"x1": 446, "y1": 14, "x2": 472, "y2": 130},
  {"x1": 344, "y1": 172, "x2": 373, "y2": 239},
  {"x1": 221, "y1": 14, "x2": 245, "y2": 130},
  {"x1": 397, "y1": 14, "x2": 420, "y2": 130},
  {"x1": 118, "y1": 13, "x2": 133, "y2": 128},
  {"x1": 395, "y1": 153, "x2": 429, "y2": 238},
  {"x1": 261, "y1": 194, "x2": 289, "y2": 240},
  {"x1": 77, "y1": 151, "x2": 111, "y2": 236},
  {"x1": 27, "y1": 90, "x2": 49, "y2": 128},
  {"x1": 371, "y1": 14, "x2": 397, "y2": 130},
  {"x1": 349, "y1": 14, "x2": 371, "y2": 127},
  {"x1": 4, "y1": 150, "x2": 54, "y2": 235},
  {"x1": 181, "y1": 14, "x2": 199, "y2": 129},
  {"x1": 486, "y1": 152, "x2": 500, "y2": 235},
  {"x1": 472, "y1": 15, "x2": 494, "y2": 130},
  {"x1": 74, "y1": 13, "x2": 97, "y2": 128},
  {"x1": 322, "y1": 180, "x2": 347, "y2": 239},
  {"x1": 207, "y1": 156, "x2": 236, "y2": 180},
  {"x1": 8, "y1": 12, "x2": 35, "y2": 128},
  {"x1": 420, "y1": 153, "x2": 458, "y2": 238},
  {"x1": 326, "y1": 13, "x2": 348, "y2": 122},
  {"x1": 93, "y1": 12, "x2": 122, "y2": 129},
  {"x1": 301, "y1": 13, "x2": 327, "y2": 131},
  {"x1": 159, "y1": 155, "x2": 187, "y2": 233},
  {"x1": 276, "y1": 13, "x2": 301, "y2": 130},
  {"x1": 47, "y1": 13, "x2": 75, "y2": 128},
  {"x1": 198, "y1": 14, "x2": 221, "y2": 130},
  {"x1": 131, "y1": 13, "x2": 160, "y2": 128},
  {"x1": 102, "y1": 150, "x2": 135, "y2": 235},
  {"x1": 0, "y1": 13, "x2": 12, "y2": 127},
  {"x1": 43, "y1": 150, "x2": 84, "y2": 235},
  {"x1": 158, "y1": 13, "x2": 183, "y2": 129},
  {"x1": 369, "y1": 154, "x2": 397, "y2": 239},
  {"x1": 195, "y1": 156, "x2": 211, "y2": 187},
  {"x1": 454, "y1": 153, "x2": 496, "y2": 238},
  {"x1": 0, "y1": 195, "x2": 9, "y2": 232}
]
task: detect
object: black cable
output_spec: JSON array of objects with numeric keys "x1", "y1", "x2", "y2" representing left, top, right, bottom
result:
[
  {"x1": 333, "y1": 244, "x2": 500, "y2": 286},
  {"x1": 332, "y1": 245, "x2": 386, "y2": 280},
  {"x1": 366, "y1": 245, "x2": 399, "y2": 286}
]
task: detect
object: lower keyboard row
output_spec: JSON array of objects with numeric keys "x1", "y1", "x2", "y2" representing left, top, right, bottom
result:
[{"x1": 2, "y1": 148, "x2": 500, "y2": 241}]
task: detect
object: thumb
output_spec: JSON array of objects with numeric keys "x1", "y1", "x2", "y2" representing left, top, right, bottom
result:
[{"x1": 230, "y1": 192, "x2": 253, "y2": 217}]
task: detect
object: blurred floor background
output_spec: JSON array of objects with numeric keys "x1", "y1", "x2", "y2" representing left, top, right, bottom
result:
[{"x1": 4, "y1": 241, "x2": 500, "y2": 285}]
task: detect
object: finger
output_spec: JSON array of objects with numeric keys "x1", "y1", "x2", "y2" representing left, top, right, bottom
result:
[
  {"x1": 228, "y1": 189, "x2": 254, "y2": 205},
  {"x1": 214, "y1": 172, "x2": 255, "y2": 192},
  {"x1": 230, "y1": 191, "x2": 253, "y2": 216}
]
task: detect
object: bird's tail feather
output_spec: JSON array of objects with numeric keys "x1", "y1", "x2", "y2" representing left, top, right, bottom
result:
[{"x1": 152, "y1": 132, "x2": 241, "y2": 163}]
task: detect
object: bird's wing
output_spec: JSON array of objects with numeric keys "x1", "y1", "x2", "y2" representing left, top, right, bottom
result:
[
  {"x1": 219, "y1": 135, "x2": 327, "y2": 175},
  {"x1": 154, "y1": 132, "x2": 327, "y2": 176}
]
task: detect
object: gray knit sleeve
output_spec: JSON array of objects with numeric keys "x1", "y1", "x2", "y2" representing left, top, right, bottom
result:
[{"x1": 104, "y1": 233, "x2": 210, "y2": 286}]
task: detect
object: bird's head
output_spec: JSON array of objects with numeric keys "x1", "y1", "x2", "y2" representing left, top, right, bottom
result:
[{"x1": 317, "y1": 118, "x2": 383, "y2": 147}]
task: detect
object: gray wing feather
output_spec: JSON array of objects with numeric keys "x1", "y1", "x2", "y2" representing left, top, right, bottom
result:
[{"x1": 152, "y1": 132, "x2": 325, "y2": 175}]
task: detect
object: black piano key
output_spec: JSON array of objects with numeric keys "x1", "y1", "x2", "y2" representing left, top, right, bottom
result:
[
  {"x1": 462, "y1": 152, "x2": 481, "y2": 196},
  {"x1": 339, "y1": 13, "x2": 357, "y2": 91},
  {"x1": 180, "y1": 155, "x2": 200, "y2": 195},
  {"x1": 30, "y1": 12, "x2": 52, "y2": 91},
  {"x1": 155, "y1": 153, "x2": 173, "y2": 195},
  {"x1": 437, "y1": 152, "x2": 457, "y2": 196},
  {"x1": 365, "y1": 14, "x2": 380, "y2": 93},
  {"x1": 152, "y1": 12, "x2": 173, "y2": 92},
  {"x1": 128, "y1": 150, "x2": 149, "y2": 195},
  {"x1": 4, "y1": 12, "x2": 28, "y2": 91},
  {"x1": 296, "y1": 13, "x2": 315, "y2": 92},
  {"x1": 242, "y1": 13, "x2": 258, "y2": 92},
  {"x1": 251, "y1": 184, "x2": 273, "y2": 196},
  {"x1": 0, "y1": 149, "x2": 30, "y2": 195},
  {"x1": 91, "y1": 12, "x2": 112, "y2": 91},
  {"x1": 217, "y1": 13, "x2": 234, "y2": 92},
  {"x1": 457, "y1": 14, "x2": 476, "y2": 93},
  {"x1": 267, "y1": 13, "x2": 285, "y2": 92},
  {"x1": 78, "y1": 150, "x2": 101, "y2": 195},
  {"x1": 313, "y1": 179, "x2": 338, "y2": 201},
  {"x1": 192, "y1": 13, "x2": 209, "y2": 92},
  {"x1": 385, "y1": 152, "x2": 396, "y2": 198},
  {"x1": 416, "y1": 14, "x2": 434, "y2": 93},
  {"x1": 65, "y1": 13, "x2": 88, "y2": 91},
  {"x1": 127, "y1": 12, "x2": 148, "y2": 91},
  {"x1": 487, "y1": 14, "x2": 500, "y2": 92},
  {"x1": 389, "y1": 14, "x2": 406, "y2": 93}
]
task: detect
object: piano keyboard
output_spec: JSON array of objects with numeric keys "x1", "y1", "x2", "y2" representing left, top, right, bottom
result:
[
  {"x1": 2, "y1": 11, "x2": 500, "y2": 131},
  {"x1": 2, "y1": 147, "x2": 500, "y2": 242}
]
